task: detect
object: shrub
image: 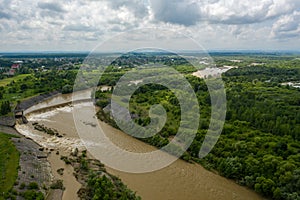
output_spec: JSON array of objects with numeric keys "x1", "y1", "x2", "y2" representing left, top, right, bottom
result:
[
  {"x1": 19, "y1": 182, "x2": 26, "y2": 190},
  {"x1": 28, "y1": 182, "x2": 39, "y2": 190},
  {"x1": 50, "y1": 180, "x2": 64, "y2": 190}
]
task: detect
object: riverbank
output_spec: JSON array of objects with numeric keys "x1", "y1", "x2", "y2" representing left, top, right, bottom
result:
[
  {"x1": 13, "y1": 88, "x2": 139, "y2": 200},
  {"x1": 16, "y1": 112, "x2": 141, "y2": 200},
  {"x1": 0, "y1": 125, "x2": 53, "y2": 200},
  {"x1": 16, "y1": 97, "x2": 265, "y2": 200},
  {"x1": 0, "y1": 91, "x2": 60, "y2": 127},
  {"x1": 15, "y1": 119, "x2": 84, "y2": 200},
  {"x1": 0, "y1": 89, "x2": 85, "y2": 200},
  {"x1": 16, "y1": 91, "x2": 60, "y2": 111}
]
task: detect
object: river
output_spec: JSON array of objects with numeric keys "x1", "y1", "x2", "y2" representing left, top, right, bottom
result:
[
  {"x1": 192, "y1": 66, "x2": 236, "y2": 79},
  {"x1": 16, "y1": 90, "x2": 264, "y2": 200}
]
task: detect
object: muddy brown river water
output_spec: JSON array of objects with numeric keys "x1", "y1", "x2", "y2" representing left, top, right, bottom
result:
[{"x1": 16, "y1": 90, "x2": 264, "y2": 200}]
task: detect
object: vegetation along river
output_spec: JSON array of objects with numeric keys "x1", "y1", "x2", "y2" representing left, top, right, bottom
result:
[{"x1": 16, "y1": 89, "x2": 264, "y2": 200}]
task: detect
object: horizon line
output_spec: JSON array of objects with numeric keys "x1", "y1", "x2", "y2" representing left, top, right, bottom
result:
[{"x1": 0, "y1": 49, "x2": 300, "y2": 54}]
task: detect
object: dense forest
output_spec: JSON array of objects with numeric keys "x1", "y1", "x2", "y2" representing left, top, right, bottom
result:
[{"x1": 95, "y1": 55, "x2": 300, "y2": 200}]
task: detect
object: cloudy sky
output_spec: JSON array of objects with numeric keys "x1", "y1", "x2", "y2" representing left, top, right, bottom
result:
[{"x1": 0, "y1": 0, "x2": 299, "y2": 52}]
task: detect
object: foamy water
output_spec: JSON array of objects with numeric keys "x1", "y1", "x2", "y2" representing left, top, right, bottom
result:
[
  {"x1": 16, "y1": 101, "x2": 105, "y2": 154},
  {"x1": 16, "y1": 123, "x2": 84, "y2": 152}
]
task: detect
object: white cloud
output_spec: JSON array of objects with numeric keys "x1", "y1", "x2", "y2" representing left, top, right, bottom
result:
[
  {"x1": 272, "y1": 11, "x2": 300, "y2": 39},
  {"x1": 150, "y1": 0, "x2": 300, "y2": 25},
  {"x1": 203, "y1": 0, "x2": 274, "y2": 24},
  {"x1": 107, "y1": 0, "x2": 149, "y2": 18},
  {"x1": 0, "y1": 0, "x2": 299, "y2": 51}
]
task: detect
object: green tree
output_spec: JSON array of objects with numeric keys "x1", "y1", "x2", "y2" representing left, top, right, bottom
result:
[
  {"x1": 0, "y1": 101, "x2": 11, "y2": 115},
  {"x1": 254, "y1": 177, "x2": 275, "y2": 196},
  {"x1": 62, "y1": 84, "x2": 73, "y2": 94},
  {"x1": 273, "y1": 187, "x2": 282, "y2": 199},
  {"x1": 20, "y1": 83, "x2": 28, "y2": 90}
]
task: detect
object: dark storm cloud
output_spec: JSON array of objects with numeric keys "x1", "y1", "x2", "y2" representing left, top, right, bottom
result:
[
  {"x1": 150, "y1": 0, "x2": 200, "y2": 26},
  {"x1": 38, "y1": 2, "x2": 65, "y2": 13}
]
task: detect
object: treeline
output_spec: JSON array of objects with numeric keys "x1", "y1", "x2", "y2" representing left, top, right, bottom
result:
[
  {"x1": 110, "y1": 52, "x2": 190, "y2": 68},
  {"x1": 86, "y1": 174, "x2": 141, "y2": 200},
  {"x1": 225, "y1": 66, "x2": 300, "y2": 82},
  {"x1": 95, "y1": 64, "x2": 300, "y2": 199},
  {"x1": 193, "y1": 67, "x2": 299, "y2": 199},
  {"x1": 0, "y1": 70, "x2": 79, "y2": 116},
  {"x1": 224, "y1": 66, "x2": 300, "y2": 140}
]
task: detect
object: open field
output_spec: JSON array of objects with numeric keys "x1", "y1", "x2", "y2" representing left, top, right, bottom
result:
[
  {"x1": 0, "y1": 132, "x2": 19, "y2": 199},
  {"x1": 0, "y1": 74, "x2": 31, "y2": 87}
]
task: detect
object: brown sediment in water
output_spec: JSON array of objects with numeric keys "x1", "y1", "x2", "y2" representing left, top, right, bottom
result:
[
  {"x1": 98, "y1": 122, "x2": 264, "y2": 200},
  {"x1": 48, "y1": 152, "x2": 81, "y2": 200},
  {"x1": 15, "y1": 89, "x2": 265, "y2": 200},
  {"x1": 15, "y1": 121, "x2": 83, "y2": 200},
  {"x1": 14, "y1": 88, "x2": 111, "y2": 200}
]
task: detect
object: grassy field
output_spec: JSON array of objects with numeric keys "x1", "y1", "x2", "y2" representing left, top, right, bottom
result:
[
  {"x1": 0, "y1": 74, "x2": 31, "y2": 87},
  {"x1": 0, "y1": 133, "x2": 19, "y2": 198}
]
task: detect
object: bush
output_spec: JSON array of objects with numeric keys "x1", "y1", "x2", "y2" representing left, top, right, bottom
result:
[
  {"x1": 0, "y1": 101, "x2": 11, "y2": 115},
  {"x1": 28, "y1": 182, "x2": 39, "y2": 190},
  {"x1": 50, "y1": 180, "x2": 64, "y2": 190},
  {"x1": 60, "y1": 156, "x2": 71, "y2": 164},
  {"x1": 19, "y1": 182, "x2": 26, "y2": 190},
  {"x1": 20, "y1": 190, "x2": 44, "y2": 200},
  {"x1": 62, "y1": 84, "x2": 73, "y2": 94}
]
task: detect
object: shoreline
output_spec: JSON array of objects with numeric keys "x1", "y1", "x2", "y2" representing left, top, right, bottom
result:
[
  {"x1": 10, "y1": 87, "x2": 265, "y2": 200},
  {"x1": 13, "y1": 122, "x2": 83, "y2": 200},
  {"x1": 0, "y1": 125, "x2": 54, "y2": 199},
  {"x1": 0, "y1": 91, "x2": 60, "y2": 127},
  {"x1": 10, "y1": 88, "x2": 115, "y2": 200},
  {"x1": 16, "y1": 102, "x2": 264, "y2": 200},
  {"x1": 1, "y1": 89, "x2": 87, "y2": 200}
]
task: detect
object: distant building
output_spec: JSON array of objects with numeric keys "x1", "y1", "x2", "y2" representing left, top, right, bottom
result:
[
  {"x1": 11, "y1": 64, "x2": 20, "y2": 69},
  {"x1": 8, "y1": 69, "x2": 16, "y2": 75},
  {"x1": 4, "y1": 62, "x2": 22, "y2": 76}
]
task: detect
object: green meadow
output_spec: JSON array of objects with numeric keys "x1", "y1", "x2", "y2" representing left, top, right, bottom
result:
[{"x1": 0, "y1": 132, "x2": 19, "y2": 199}]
